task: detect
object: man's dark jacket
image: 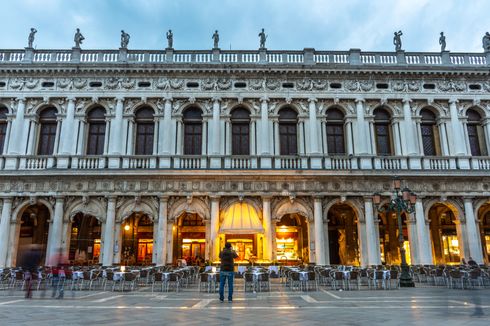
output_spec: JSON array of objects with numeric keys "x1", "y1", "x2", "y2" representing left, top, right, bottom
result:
[{"x1": 219, "y1": 248, "x2": 238, "y2": 272}]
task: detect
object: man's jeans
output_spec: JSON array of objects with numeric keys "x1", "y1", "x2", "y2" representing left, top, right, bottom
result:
[
  {"x1": 219, "y1": 271, "x2": 234, "y2": 301},
  {"x1": 51, "y1": 276, "x2": 64, "y2": 298}
]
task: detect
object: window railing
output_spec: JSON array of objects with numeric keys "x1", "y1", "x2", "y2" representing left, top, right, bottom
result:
[{"x1": 1, "y1": 155, "x2": 489, "y2": 171}]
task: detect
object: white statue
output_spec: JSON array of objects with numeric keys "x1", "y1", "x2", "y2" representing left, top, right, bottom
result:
[
  {"x1": 74, "y1": 28, "x2": 85, "y2": 48},
  {"x1": 439, "y1": 32, "x2": 446, "y2": 52},
  {"x1": 121, "y1": 30, "x2": 130, "y2": 49},
  {"x1": 212, "y1": 30, "x2": 219, "y2": 48},
  {"x1": 28, "y1": 28, "x2": 37, "y2": 48},
  {"x1": 166, "y1": 29, "x2": 173, "y2": 49},
  {"x1": 259, "y1": 28, "x2": 267, "y2": 49},
  {"x1": 483, "y1": 32, "x2": 490, "y2": 52},
  {"x1": 393, "y1": 30, "x2": 403, "y2": 51}
]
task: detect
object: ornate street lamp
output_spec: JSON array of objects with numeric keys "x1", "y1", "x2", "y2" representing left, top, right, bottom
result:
[{"x1": 373, "y1": 177, "x2": 416, "y2": 287}]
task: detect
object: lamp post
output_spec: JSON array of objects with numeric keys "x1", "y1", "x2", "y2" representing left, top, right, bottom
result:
[{"x1": 373, "y1": 177, "x2": 416, "y2": 287}]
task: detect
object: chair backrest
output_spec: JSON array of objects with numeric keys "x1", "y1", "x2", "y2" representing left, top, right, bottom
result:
[
  {"x1": 349, "y1": 271, "x2": 359, "y2": 280},
  {"x1": 291, "y1": 272, "x2": 300, "y2": 281},
  {"x1": 244, "y1": 273, "x2": 254, "y2": 282},
  {"x1": 106, "y1": 272, "x2": 114, "y2": 281},
  {"x1": 199, "y1": 273, "x2": 209, "y2": 282},
  {"x1": 375, "y1": 271, "x2": 385, "y2": 280},
  {"x1": 334, "y1": 271, "x2": 344, "y2": 280},
  {"x1": 258, "y1": 273, "x2": 269, "y2": 281},
  {"x1": 15, "y1": 271, "x2": 23, "y2": 280},
  {"x1": 124, "y1": 273, "x2": 136, "y2": 281},
  {"x1": 390, "y1": 270, "x2": 398, "y2": 279},
  {"x1": 168, "y1": 273, "x2": 179, "y2": 282},
  {"x1": 307, "y1": 271, "x2": 315, "y2": 280},
  {"x1": 154, "y1": 273, "x2": 163, "y2": 282}
]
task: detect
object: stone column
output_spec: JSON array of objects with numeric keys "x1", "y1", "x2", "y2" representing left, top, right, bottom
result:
[
  {"x1": 322, "y1": 214, "x2": 330, "y2": 265},
  {"x1": 53, "y1": 117, "x2": 62, "y2": 155},
  {"x1": 402, "y1": 98, "x2": 418, "y2": 155},
  {"x1": 0, "y1": 197, "x2": 12, "y2": 267},
  {"x1": 482, "y1": 118, "x2": 490, "y2": 155},
  {"x1": 225, "y1": 118, "x2": 232, "y2": 155},
  {"x1": 156, "y1": 196, "x2": 168, "y2": 266},
  {"x1": 210, "y1": 196, "x2": 220, "y2": 261},
  {"x1": 273, "y1": 118, "x2": 280, "y2": 155},
  {"x1": 212, "y1": 97, "x2": 221, "y2": 155},
  {"x1": 109, "y1": 97, "x2": 124, "y2": 155},
  {"x1": 59, "y1": 97, "x2": 76, "y2": 155},
  {"x1": 365, "y1": 198, "x2": 381, "y2": 266},
  {"x1": 392, "y1": 118, "x2": 402, "y2": 155},
  {"x1": 313, "y1": 197, "x2": 326, "y2": 265},
  {"x1": 8, "y1": 98, "x2": 26, "y2": 154},
  {"x1": 46, "y1": 197, "x2": 64, "y2": 265},
  {"x1": 357, "y1": 216, "x2": 369, "y2": 267},
  {"x1": 152, "y1": 117, "x2": 159, "y2": 155},
  {"x1": 250, "y1": 117, "x2": 257, "y2": 155},
  {"x1": 414, "y1": 198, "x2": 433, "y2": 264},
  {"x1": 354, "y1": 98, "x2": 369, "y2": 155},
  {"x1": 103, "y1": 117, "x2": 111, "y2": 155},
  {"x1": 167, "y1": 220, "x2": 174, "y2": 264},
  {"x1": 176, "y1": 118, "x2": 183, "y2": 155},
  {"x1": 262, "y1": 196, "x2": 273, "y2": 261},
  {"x1": 2, "y1": 116, "x2": 13, "y2": 154},
  {"x1": 102, "y1": 197, "x2": 116, "y2": 266},
  {"x1": 449, "y1": 99, "x2": 467, "y2": 155},
  {"x1": 463, "y1": 198, "x2": 484, "y2": 264},
  {"x1": 260, "y1": 97, "x2": 270, "y2": 154},
  {"x1": 160, "y1": 98, "x2": 173, "y2": 154},
  {"x1": 406, "y1": 215, "x2": 419, "y2": 265},
  {"x1": 113, "y1": 221, "x2": 122, "y2": 264},
  {"x1": 438, "y1": 118, "x2": 450, "y2": 155},
  {"x1": 345, "y1": 118, "x2": 354, "y2": 155},
  {"x1": 126, "y1": 118, "x2": 135, "y2": 155},
  {"x1": 308, "y1": 98, "x2": 319, "y2": 154}
]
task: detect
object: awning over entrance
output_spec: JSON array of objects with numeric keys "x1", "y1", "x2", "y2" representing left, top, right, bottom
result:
[{"x1": 220, "y1": 202, "x2": 264, "y2": 234}]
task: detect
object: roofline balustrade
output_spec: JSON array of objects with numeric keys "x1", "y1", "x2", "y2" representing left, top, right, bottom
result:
[{"x1": 0, "y1": 47, "x2": 489, "y2": 68}]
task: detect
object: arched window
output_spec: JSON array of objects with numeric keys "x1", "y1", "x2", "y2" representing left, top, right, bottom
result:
[
  {"x1": 183, "y1": 107, "x2": 203, "y2": 155},
  {"x1": 0, "y1": 106, "x2": 8, "y2": 154},
  {"x1": 86, "y1": 107, "x2": 106, "y2": 155},
  {"x1": 37, "y1": 107, "x2": 57, "y2": 155},
  {"x1": 466, "y1": 109, "x2": 487, "y2": 156},
  {"x1": 420, "y1": 108, "x2": 440, "y2": 156},
  {"x1": 231, "y1": 107, "x2": 250, "y2": 155},
  {"x1": 278, "y1": 107, "x2": 298, "y2": 155},
  {"x1": 326, "y1": 108, "x2": 345, "y2": 155},
  {"x1": 134, "y1": 107, "x2": 155, "y2": 155},
  {"x1": 373, "y1": 107, "x2": 393, "y2": 155}
]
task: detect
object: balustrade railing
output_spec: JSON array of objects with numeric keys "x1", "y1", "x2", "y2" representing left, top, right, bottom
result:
[
  {"x1": 1, "y1": 48, "x2": 488, "y2": 67},
  {"x1": 1, "y1": 155, "x2": 489, "y2": 171}
]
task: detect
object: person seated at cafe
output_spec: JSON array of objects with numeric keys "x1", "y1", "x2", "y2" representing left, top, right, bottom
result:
[
  {"x1": 467, "y1": 256, "x2": 478, "y2": 267},
  {"x1": 460, "y1": 258, "x2": 467, "y2": 266}
]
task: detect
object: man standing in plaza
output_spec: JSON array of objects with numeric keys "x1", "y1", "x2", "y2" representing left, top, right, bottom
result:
[{"x1": 219, "y1": 242, "x2": 238, "y2": 303}]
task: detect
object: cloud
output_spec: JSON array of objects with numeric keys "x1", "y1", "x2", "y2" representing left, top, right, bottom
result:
[{"x1": 0, "y1": 0, "x2": 488, "y2": 51}]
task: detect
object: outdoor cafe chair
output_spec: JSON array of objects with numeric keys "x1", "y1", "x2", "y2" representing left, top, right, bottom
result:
[
  {"x1": 151, "y1": 272, "x2": 165, "y2": 292},
  {"x1": 347, "y1": 270, "x2": 361, "y2": 290},
  {"x1": 164, "y1": 273, "x2": 180, "y2": 292},
  {"x1": 330, "y1": 270, "x2": 346, "y2": 290}
]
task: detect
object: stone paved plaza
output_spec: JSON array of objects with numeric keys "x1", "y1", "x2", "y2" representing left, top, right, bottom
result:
[{"x1": 0, "y1": 280, "x2": 488, "y2": 326}]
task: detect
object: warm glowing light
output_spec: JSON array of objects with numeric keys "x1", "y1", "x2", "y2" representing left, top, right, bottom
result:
[
  {"x1": 451, "y1": 239, "x2": 459, "y2": 247},
  {"x1": 121, "y1": 266, "x2": 126, "y2": 272},
  {"x1": 124, "y1": 224, "x2": 130, "y2": 231}
]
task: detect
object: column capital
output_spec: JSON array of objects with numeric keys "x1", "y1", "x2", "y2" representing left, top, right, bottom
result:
[
  {"x1": 355, "y1": 97, "x2": 365, "y2": 104},
  {"x1": 308, "y1": 97, "x2": 317, "y2": 103},
  {"x1": 212, "y1": 96, "x2": 221, "y2": 103},
  {"x1": 261, "y1": 195, "x2": 273, "y2": 201},
  {"x1": 164, "y1": 97, "x2": 173, "y2": 103},
  {"x1": 402, "y1": 97, "x2": 412, "y2": 104},
  {"x1": 106, "y1": 196, "x2": 117, "y2": 203},
  {"x1": 115, "y1": 96, "x2": 124, "y2": 103},
  {"x1": 313, "y1": 195, "x2": 323, "y2": 202},
  {"x1": 16, "y1": 97, "x2": 26, "y2": 103},
  {"x1": 1, "y1": 197, "x2": 13, "y2": 204},
  {"x1": 66, "y1": 96, "x2": 76, "y2": 103},
  {"x1": 449, "y1": 98, "x2": 459, "y2": 105},
  {"x1": 159, "y1": 195, "x2": 170, "y2": 203},
  {"x1": 463, "y1": 197, "x2": 474, "y2": 203},
  {"x1": 210, "y1": 195, "x2": 221, "y2": 202},
  {"x1": 260, "y1": 96, "x2": 269, "y2": 103}
]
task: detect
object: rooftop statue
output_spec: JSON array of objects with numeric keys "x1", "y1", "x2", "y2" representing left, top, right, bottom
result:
[
  {"x1": 27, "y1": 28, "x2": 37, "y2": 48},
  {"x1": 393, "y1": 30, "x2": 403, "y2": 51},
  {"x1": 166, "y1": 29, "x2": 173, "y2": 49},
  {"x1": 212, "y1": 30, "x2": 219, "y2": 48},
  {"x1": 259, "y1": 28, "x2": 267, "y2": 49},
  {"x1": 74, "y1": 28, "x2": 85, "y2": 48},
  {"x1": 121, "y1": 30, "x2": 130, "y2": 49},
  {"x1": 439, "y1": 32, "x2": 446, "y2": 52},
  {"x1": 483, "y1": 32, "x2": 490, "y2": 52}
]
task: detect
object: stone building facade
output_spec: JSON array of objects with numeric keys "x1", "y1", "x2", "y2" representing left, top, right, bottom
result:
[{"x1": 0, "y1": 46, "x2": 489, "y2": 267}]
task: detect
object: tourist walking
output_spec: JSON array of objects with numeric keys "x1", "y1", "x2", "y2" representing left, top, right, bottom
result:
[{"x1": 219, "y1": 242, "x2": 238, "y2": 303}]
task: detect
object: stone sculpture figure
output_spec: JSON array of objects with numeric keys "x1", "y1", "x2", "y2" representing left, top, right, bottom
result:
[
  {"x1": 120, "y1": 30, "x2": 130, "y2": 49},
  {"x1": 27, "y1": 28, "x2": 37, "y2": 48},
  {"x1": 483, "y1": 32, "x2": 490, "y2": 52},
  {"x1": 259, "y1": 28, "x2": 267, "y2": 49},
  {"x1": 74, "y1": 28, "x2": 85, "y2": 48},
  {"x1": 393, "y1": 30, "x2": 403, "y2": 51},
  {"x1": 212, "y1": 30, "x2": 219, "y2": 48},
  {"x1": 439, "y1": 32, "x2": 446, "y2": 52},
  {"x1": 166, "y1": 30, "x2": 173, "y2": 48}
]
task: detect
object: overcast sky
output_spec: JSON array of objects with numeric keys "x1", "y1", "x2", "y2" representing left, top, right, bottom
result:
[{"x1": 0, "y1": 0, "x2": 488, "y2": 52}]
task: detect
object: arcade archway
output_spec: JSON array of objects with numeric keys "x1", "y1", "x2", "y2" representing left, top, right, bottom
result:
[
  {"x1": 327, "y1": 203, "x2": 359, "y2": 265},
  {"x1": 121, "y1": 213, "x2": 154, "y2": 265},
  {"x1": 429, "y1": 203, "x2": 462, "y2": 265},
  {"x1": 68, "y1": 213, "x2": 101, "y2": 265},
  {"x1": 275, "y1": 213, "x2": 309, "y2": 264},
  {"x1": 174, "y1": 212, "x2": 206, "y2": 264}
]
